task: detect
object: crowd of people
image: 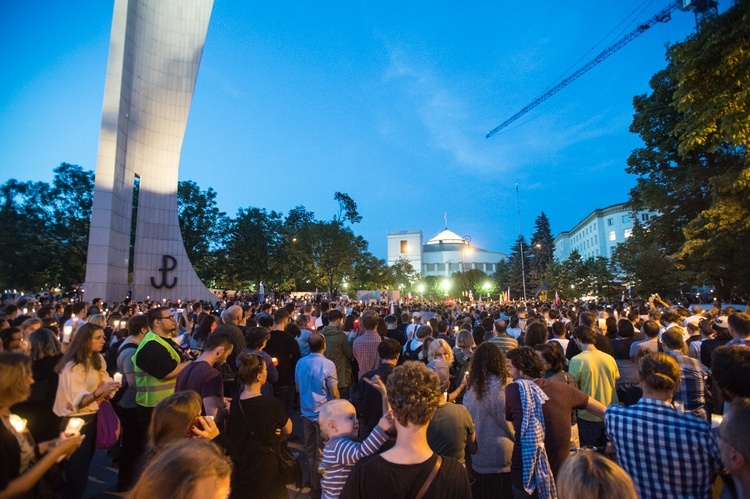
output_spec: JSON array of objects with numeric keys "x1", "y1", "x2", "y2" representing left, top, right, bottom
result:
[{"x1": 0, "y1": 291, "x2": 749, "y2": 498}]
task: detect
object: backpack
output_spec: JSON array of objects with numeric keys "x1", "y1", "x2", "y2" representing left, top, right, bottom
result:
[
  {"x1": 109, "y1": 342, "x2": 138, "y2": 408},
  {"x1": 402, "y1": 340, "x2": 423, "y2": 363},
  {"x1": 106, "y1": 341, "x2": 138, "y2": 377}
]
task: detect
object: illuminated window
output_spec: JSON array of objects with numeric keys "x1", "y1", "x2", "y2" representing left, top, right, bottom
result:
[
  {"x1": 624, "y1": 228, "x2": 632, "y2": 238},
  {"x1": 609, "y1": 230, "x2": 616, "y2": 241},
  {"x1": 400, "y1": 240, "x2": 408, "y2": 253}
]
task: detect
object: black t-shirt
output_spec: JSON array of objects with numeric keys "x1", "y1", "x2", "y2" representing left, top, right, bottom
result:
[
  {"x1": 263, "y1": 329, "x2": 301, "y2": 387},
  {"x1": 0, "y1": 422, "x2": 21, "y2": 492},
  {"x1": 340, "y1": 452, "x2": 471, "y2": 499},
  {"x1": 226, "y1": 396, "x2": 290, "y2": 497},
  {"x1": 386, "y1": 329, "x2": 406, "y2": 346},
  {"x1": 611, "y1": 337, "x2": 636, "y2": 361},
  {"x1": 135, "y1": 337, "x2": 185, "y2": 379},
  {"x1": 356, "y1": 363, "x2": 395, "y2": 435}
]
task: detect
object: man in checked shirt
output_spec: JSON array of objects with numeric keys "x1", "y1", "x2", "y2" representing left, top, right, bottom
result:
[{"x1": 606, "y1": 352, "x2": 721, "y2": 499}]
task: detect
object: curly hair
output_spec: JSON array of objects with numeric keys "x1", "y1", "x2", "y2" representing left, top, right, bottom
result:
[
  {"x1": 386, "y1": 362, "x2": 441, "y2": 427},
  {"x1": 507, "y1": 346, "x2": 545, "y2": 379},
  {"x1": 467, "y1": 343, "x2": 509, "y2": 401}
]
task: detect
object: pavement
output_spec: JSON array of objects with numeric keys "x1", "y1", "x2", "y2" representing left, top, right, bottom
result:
[{"x1": 85, "y1": 406, "x2": 314, "y2": 498}]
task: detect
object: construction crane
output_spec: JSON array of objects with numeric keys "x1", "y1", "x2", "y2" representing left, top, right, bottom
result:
[{"x1": 485, "y1": 0, "x2": 718, "y2": 139}]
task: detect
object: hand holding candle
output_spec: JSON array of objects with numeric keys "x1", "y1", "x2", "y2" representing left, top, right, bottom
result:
[
  {"x1": 64, "y1": 417, "x2": 86, "y2": 436},
  {"x1": 62, "y1": 325, "x2": 73, "y2": 343},
  {"x1": 113, "y1": 372, "x2": 123, "y2": 384},
  {"x1": 8, "y1": 414, "x2": 27, "y2": 433}
]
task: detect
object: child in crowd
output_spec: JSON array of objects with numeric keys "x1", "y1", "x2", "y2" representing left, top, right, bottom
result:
[{"x1": 318, "y1": 376, "x2": 393, "y2": 499}]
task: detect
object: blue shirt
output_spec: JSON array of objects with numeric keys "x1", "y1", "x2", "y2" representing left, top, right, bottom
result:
[
  {"x1": 294, "y1": 352, "x2": 337, "y2": 421},
  {"x1": 605, "y1": 398, "x2": 721, "y2": 499}
]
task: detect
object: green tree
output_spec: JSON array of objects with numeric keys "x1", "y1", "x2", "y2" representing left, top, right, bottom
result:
[
  {"x1": 390, "y1": 257, "x2": 420, "y2": 290},
  {"x1": 302, "y1": 221, "x2": 368, "y2": 294},
  {"x1": 224, "y1": 208, "x2": 283, "y2": 288},
  {"x1": 177, "y1": 180, "x2": 229, "y2": 282},
  {"x1": 530, "y1": 212, "x2": 555, "y2": 277},
  {"x1": 626, "y1": 1, "x2": 750, "y2": 298},
  {"x1": 333, "y1": 192, "x2": 362, "y2": 224},
  {"x1": 611, "y1": 220, "x2": 686, "y2": 297}
]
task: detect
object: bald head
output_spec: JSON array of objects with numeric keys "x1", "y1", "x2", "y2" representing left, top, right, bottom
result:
[{"x1": 309, "y1": 332, "x2": 326, "y2": 353}]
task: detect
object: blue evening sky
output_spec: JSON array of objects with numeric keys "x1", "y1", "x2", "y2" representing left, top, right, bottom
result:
[{"x1": 0, "y1": 1, "x2": 729, "y2": 260}]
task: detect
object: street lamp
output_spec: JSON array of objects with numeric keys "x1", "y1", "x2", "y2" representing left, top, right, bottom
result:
[{"x1": 440, "y1": 278, "x2": 451, "y2": 297}]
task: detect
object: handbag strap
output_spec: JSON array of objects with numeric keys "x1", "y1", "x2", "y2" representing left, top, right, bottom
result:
[{"x1": 415, "y1": 455, "x2": 442, "y2": 499}]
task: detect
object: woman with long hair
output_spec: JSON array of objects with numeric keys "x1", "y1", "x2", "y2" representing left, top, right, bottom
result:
[
  {"x1": 129, "y1": 439, "x2": 232, "y2": 499},
  {"x1": 12, "y1": 328, "x2": 64, "y2": 441},
  {"x1": 462, "y1": 342, "x2": 515, "y2": 499},
  {"x1": 189, "y1": 314, "x2": 218, "y2": 352},
  {"x1": 226, "y1": 353, "x2": 292, "y2": 499},
  {"x1": 140, "y1": 390, "x2": 219, "y2": 469},
  {"x1": 53, "y1": 323, "x2": 120, "y2": 498},
  {"x1": 0, "y1": 352, "x2": 84, "y2": 498}
]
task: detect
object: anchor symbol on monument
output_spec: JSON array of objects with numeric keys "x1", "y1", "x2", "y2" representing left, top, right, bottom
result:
[{"x1": 151, "y1": 255, "x2": 178, "y2": 289}]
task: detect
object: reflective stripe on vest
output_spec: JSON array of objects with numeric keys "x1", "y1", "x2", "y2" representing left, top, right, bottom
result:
[{"x1": 133, "y1": 331, "x2": 181, "y2": 407}]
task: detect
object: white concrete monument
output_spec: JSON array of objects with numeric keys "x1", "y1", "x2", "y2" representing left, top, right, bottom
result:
[{"x1": 85, "y1": 0, "x2": 216, "y2": 302}]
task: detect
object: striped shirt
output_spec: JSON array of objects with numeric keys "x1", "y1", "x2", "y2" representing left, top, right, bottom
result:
[
  {"x1": 487, "y1": 334, "x2": 519, "y2": 354},
  {"x1": 320, "y1": 425, "x2": 389, "y2": 499}
]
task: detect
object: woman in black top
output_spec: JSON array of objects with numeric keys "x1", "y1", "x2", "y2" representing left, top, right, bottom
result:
[
  {"x1": 11, "y1": 328, "x2": 63, "y2": 441},
  {"x1": 0, "y1": 352, "x2": 83, "y2": 497},
  {"x1": 226, "y1": 353, "x2": 292, "y2": 499}
]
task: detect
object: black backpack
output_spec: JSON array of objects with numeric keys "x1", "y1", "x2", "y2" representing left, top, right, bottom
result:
[
  {"x1": 105, "y1": 341, "x2": 137, "y2": 377},
  {"x1": 401, "y1": 340, "x2": 423, "y2": 363}
]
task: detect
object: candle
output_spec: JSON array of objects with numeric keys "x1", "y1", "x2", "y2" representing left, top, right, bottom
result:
[
  {"x1": 62, "y1": 325, "x2": 73, "y2": 343},
  {"x1": 64, "y1": 417, "x2": 85, "y2": 436},
  {"x1": 272, "y1": 357, "x2": 279, "y2": 366},
  {"x1": 23, "y1": 308, "x2": 28, "y2": 315},
  {"x1": 8, "y1": 414, "x2": 27, "y2": 433},
  {"x1": 113, "y1": 320, "x2": 121, "y2": 329},
  {"x1": 113, "y1": 372, "x2": 123, "y2": 384}
]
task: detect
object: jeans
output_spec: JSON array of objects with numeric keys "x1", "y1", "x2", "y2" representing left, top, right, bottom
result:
[{"x1": 302, "y1": 417, "x2": 324, "y2": 498}]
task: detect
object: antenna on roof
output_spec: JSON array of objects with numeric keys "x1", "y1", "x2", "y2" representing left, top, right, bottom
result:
[{"x1": 444, "y1": 213, "x2": 448, "y2": 230}]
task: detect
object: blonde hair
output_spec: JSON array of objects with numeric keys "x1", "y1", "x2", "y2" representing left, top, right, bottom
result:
[
  {"x1": 427, "y1": 338, "x2": 454, "y2": 364},
  {"x1": 318, "y1": 399, "x2": 354, "y2": 439},
  {"x1": 0, "y1": 352, "x2": 32, "y2": 407},
  {"x1": 128, "y1": 439, "x2": 232, "y2": 499},
  {"x1": 557, "y1": 451, "x2": 637, "y2": 499}
]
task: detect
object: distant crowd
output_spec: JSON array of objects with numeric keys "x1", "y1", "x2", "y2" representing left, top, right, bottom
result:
[{"x1": 0, "y1": 291, "x2": 749, "y2": 499}]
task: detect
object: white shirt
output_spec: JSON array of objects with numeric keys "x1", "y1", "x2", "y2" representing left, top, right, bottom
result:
[{"x1": 53, "y1": 355, "x2": 111, "y2": 417}]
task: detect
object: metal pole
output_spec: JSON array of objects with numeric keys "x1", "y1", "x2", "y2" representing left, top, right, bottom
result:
[{"x1": 516, "y1": 184, "x2": 527, "y2": 301}]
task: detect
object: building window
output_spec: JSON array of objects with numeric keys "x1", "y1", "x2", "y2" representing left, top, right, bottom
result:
[
  {"x1": 487, "y1": 264, "x2": 495, "y2": 272},
  {"x1": 609, "y1": 230, "x2": 616, "y2": 241},
  {"x1": 400, "y1": 240, "x2": 408, "y2": 253},
  {"x1": 641, "y1": 213, "x2": 650, "y2": 222},
  {"x1": 622, "y1": 215, "x2": 631, "y2": 223},
  {"x1": 436, "y1": 263, "x2": 445, "y2": 271},
  {"x1": 607, "y1": 218, "x2": 613, "y2": 226},
  {"x1": 624, "y1": 228, "x2": 632, "y2": 238}
]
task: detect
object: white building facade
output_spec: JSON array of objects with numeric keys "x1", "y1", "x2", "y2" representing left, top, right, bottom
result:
[
  {"x1": 553, "y1": 203, "x2": 653, "y2": 261},
  {"x1": 387, "y1": 229, "x2": 508, "y2": 277}
]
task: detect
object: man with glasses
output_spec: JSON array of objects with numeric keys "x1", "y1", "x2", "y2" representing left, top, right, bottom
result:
[{"x1": 132, "y1": 306, "x2": 191, "y2": 446}]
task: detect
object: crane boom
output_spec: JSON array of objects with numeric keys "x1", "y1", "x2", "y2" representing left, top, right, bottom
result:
[{"x1": 485, "y1": 2, "x2": 680, "y2": 138}]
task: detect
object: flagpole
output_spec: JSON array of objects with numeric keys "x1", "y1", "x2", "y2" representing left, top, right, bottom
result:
[{"x1": 516, "y1": 184, "x2": 527, "y2": 301}]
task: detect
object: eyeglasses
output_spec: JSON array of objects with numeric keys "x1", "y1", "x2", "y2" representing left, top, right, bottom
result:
[{"x1": 159, "y1": 315, "x2": 175, "y2": 321}]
